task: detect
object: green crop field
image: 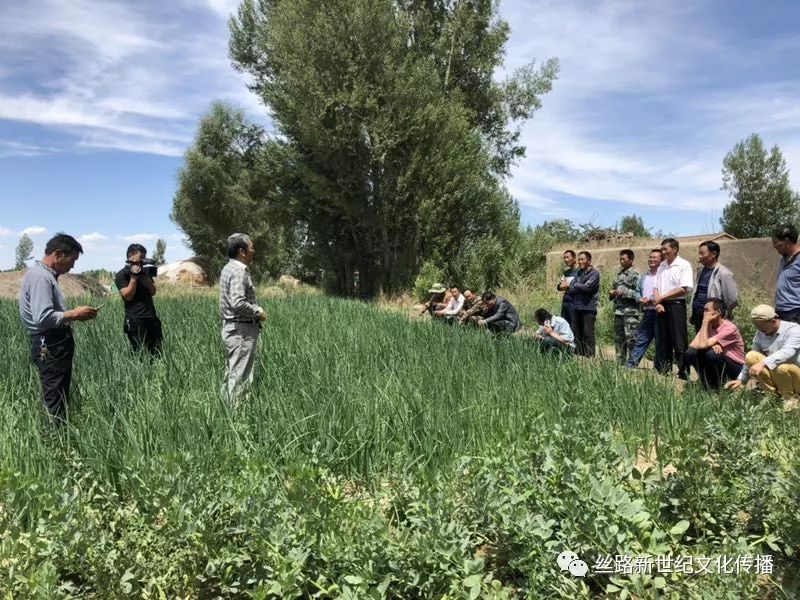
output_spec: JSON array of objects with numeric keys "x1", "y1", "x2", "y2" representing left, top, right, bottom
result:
[{"x1": 0, "y1": 295, "x2": 798, "y2": 598}]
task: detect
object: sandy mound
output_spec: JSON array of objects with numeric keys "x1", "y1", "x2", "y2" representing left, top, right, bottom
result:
[
  {"x1": 0, "y1": 270, "x2": 107, "y2": 299},
  {"x1": 157, "y1": 257, "x2": 211, "y2": 287}
]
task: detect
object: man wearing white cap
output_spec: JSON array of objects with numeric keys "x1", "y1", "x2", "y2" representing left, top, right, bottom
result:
[
  {"x1": 418, "y1": 283, "x2": 447, "y2": 317},
  {"x1": 725, "y1": 304, "x2": 800, "y2": 408}
]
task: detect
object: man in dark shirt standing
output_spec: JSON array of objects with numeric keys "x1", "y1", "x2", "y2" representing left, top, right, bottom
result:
[
  {"x1": 115, "y1": 244, "x2": 163, "y2": 355},
  {"x1": 690, "y1": 241, "x2": 738, "y2": 334},
  {"x1": 557, "y1": 250, "x2": 579, "y2": 328}
]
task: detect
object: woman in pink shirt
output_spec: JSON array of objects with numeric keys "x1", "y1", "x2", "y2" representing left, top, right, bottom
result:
[{"x1": 684, "y1": 297, "x2": 745, "y2": 390}]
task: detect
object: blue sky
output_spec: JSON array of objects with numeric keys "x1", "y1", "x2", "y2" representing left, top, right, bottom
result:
[{"x1": 1, "y1": 0, "x2": 799, "y2": 271}]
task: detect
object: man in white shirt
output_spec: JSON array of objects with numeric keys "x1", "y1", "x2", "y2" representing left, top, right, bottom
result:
[
  {"x1": 627, "y1": 249, "x2": 663, "y2": 368},
  {"x1": 654, "y1": 238, "x2": 694, "y2": 379},
  {"x1": 435, "y1": 286, "x2": 465, "y2": 321},
  {"x1": 532, "y1": 308, "x2": 575, "y2": 354},
  {"x1": 725, "y1": 305, "x2": 800, "y2": 408}
]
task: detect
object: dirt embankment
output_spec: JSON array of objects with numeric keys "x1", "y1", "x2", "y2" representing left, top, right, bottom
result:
[{"x1": 0, "y1": 270, "x2": 106, "y2": 300}]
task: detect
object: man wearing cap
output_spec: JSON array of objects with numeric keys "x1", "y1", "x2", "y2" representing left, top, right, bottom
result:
[
  {"x1": 418, "y1": 283, "x2": 447, "y2": 317},
  {"x1": 19, "y1": 233, "x2": 99, "y2": 419},
  {"x1": 725, "y1": 304, "x2": 800, "y2": 407},
  {"x1": 654, "y1": 238, "x2": 694, "y2": 379},
  {"x1": 772, "y1": 224, "x2": 800, "y2": 324}
]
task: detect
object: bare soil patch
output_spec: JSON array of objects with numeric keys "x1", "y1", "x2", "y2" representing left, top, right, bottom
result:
[{"x1": 0, "y1": 270, "x2": 106, "y2": 300}]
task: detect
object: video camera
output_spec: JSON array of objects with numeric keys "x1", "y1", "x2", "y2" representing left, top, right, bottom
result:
[{"x1": 126, "y1": 258, "x2": 159, "y2": 278}]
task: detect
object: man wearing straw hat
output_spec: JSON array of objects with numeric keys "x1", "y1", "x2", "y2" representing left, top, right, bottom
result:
[
  {"x1": 418, "y1": 283, "x2": 448, "y2": 317},
  {"x1": 725, "y1": 304, "x2": 800, "y2": 410}
]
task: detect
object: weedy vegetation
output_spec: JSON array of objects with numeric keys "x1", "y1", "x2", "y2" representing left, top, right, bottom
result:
[{"x1": 0, "y1": 296, "x2": 798, "y2": 598}]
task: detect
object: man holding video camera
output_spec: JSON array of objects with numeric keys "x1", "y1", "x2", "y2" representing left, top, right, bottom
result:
[{"x1": 115, "y1": 244, "x2": 163, "y2": 355}]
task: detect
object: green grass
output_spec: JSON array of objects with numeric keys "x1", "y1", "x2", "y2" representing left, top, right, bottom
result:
[{"x1": 0, "y1": 295, "x2": 798, "y2": 598}]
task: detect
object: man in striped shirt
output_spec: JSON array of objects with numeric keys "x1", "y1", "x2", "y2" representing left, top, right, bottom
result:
[{"x1": 219, "y1": 233, "x2": 266, "y2": 405}]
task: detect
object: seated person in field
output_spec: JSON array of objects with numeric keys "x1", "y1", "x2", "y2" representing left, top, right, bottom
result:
[
  {"x1": 725, "y1": 305, "x2": 800, "y2": 406},
  {"x1": 478, "y1": 292, "x2": 521, "y2": 334},
  {"x1": 434, "y1": 285, "x2": 465, "y2": 321},
  {"x1": 458, "y1": 289, "x2": 484, "y2": 324},
  {"x1": 684, "y1": 298, "x2": 744, "y2": 389},
  {"x1": 532, "y1": 308, "x2": 575, "y2": 353},
  {"x1": 418, "y1": 283, "x2": 447, "y2": 317}
]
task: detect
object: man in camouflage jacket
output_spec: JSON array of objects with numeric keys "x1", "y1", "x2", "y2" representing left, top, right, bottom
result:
[
  {"x1": 610, "y1": 249, "x2": 642, "y2": 365},
  {"x1": 459, "y1": 289, "x2": 485, "y2": 325}
]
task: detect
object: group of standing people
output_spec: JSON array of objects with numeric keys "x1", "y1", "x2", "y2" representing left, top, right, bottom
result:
[
  {"x1": 16, "y1": 223, "x2": 800, "y2": 421},
  {"x1": 554, "y1": 224, "x2": 800, "y2": 405},
  {"x1": 18, "y1": 232, "x2": 267, "y2": 421}
]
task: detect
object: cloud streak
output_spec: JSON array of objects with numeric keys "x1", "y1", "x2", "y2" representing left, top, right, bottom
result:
[
  {"x1": 502, "y1": 0, "x2": 800, "y2": 227},
  {"x1": 20, "y1": 226, "x2": 47, "y2": 236},
  {"x1": 0, "y1": 0, "x2": 267, "y2": 157}
]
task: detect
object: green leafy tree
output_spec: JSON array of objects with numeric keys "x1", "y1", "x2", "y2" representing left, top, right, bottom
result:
[
  {"x1": 226, "y1": 0, "x2": 557, "y2": 296},
  {"x1": 171, "y1": 102, "x2": 303, "y2": 280},
  {"x1": 618, "y1": 214, "x2": 650, "y2": 238},
  {"x1": 14, "y1": 233, "x2": 33, "y2": 270},
  {"x1": 533, "y1": 219, "x2": 581, "y2": 245},
  {"x1": 720, "y1": 133, "x2": 800, "y2": 238},
  {"x1": 153, "y1": 238, "x2": 167, "y2": 265}
]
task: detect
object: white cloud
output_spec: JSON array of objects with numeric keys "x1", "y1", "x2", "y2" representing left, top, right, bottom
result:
[
  {"x1": 0, "y1": 141, "x2": 61, "y2": 158},
  {"x1": 79, "y1": 232, "x2": 109, "y2": 242},
  {"x1": 20, "y1": 226, "x2": 47, "y2": 236},
  {"x1": 0, "y1": 0, "x2": 269, "y2": 157},
  {"x1": 500, "y1": 0, "x2": 800, "y2": 222},
  {"x1": 120, "y1": 233, "x2": 159, "y2": 242},
  {"x1": 77, "y1": 133, "x2": 186, "y2": 157},
  {"x1": 199, "y1": 0, "x2": 241, "y2": 18},
  {"x1": 0, "y1": 226, "x2": 13, "y2": 236}
]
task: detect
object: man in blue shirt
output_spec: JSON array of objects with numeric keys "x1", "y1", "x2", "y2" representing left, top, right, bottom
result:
[
  {"x1": 772, "y1": 224, "x2": 800, "y2": 324},
  {"x1": 532, "y1": 308, "x2": 575, "y2": 354},
  {"x1": 627, "y1": 249, "x2": 663, "y2": 369},
  {"x1": 19, "y1": 233, "x2": 98, "y2": 419}
]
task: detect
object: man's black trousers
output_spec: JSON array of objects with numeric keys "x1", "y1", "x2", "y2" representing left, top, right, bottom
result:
[
  {"x1": 571, "y1": 310, "x2": 597, "y2": 357},
  {"x1": 30, "y1": 329, "x2": 74, "y2": 418},
  {"x1": 684, "y1": 347, "x2": 741, "y2": 389},
  {"x1": 656, "y1": 300, "x2": 688, "y2": 378},
  {"x1": 124, "y1": 317, "x2": 163, "y2": 355}
]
